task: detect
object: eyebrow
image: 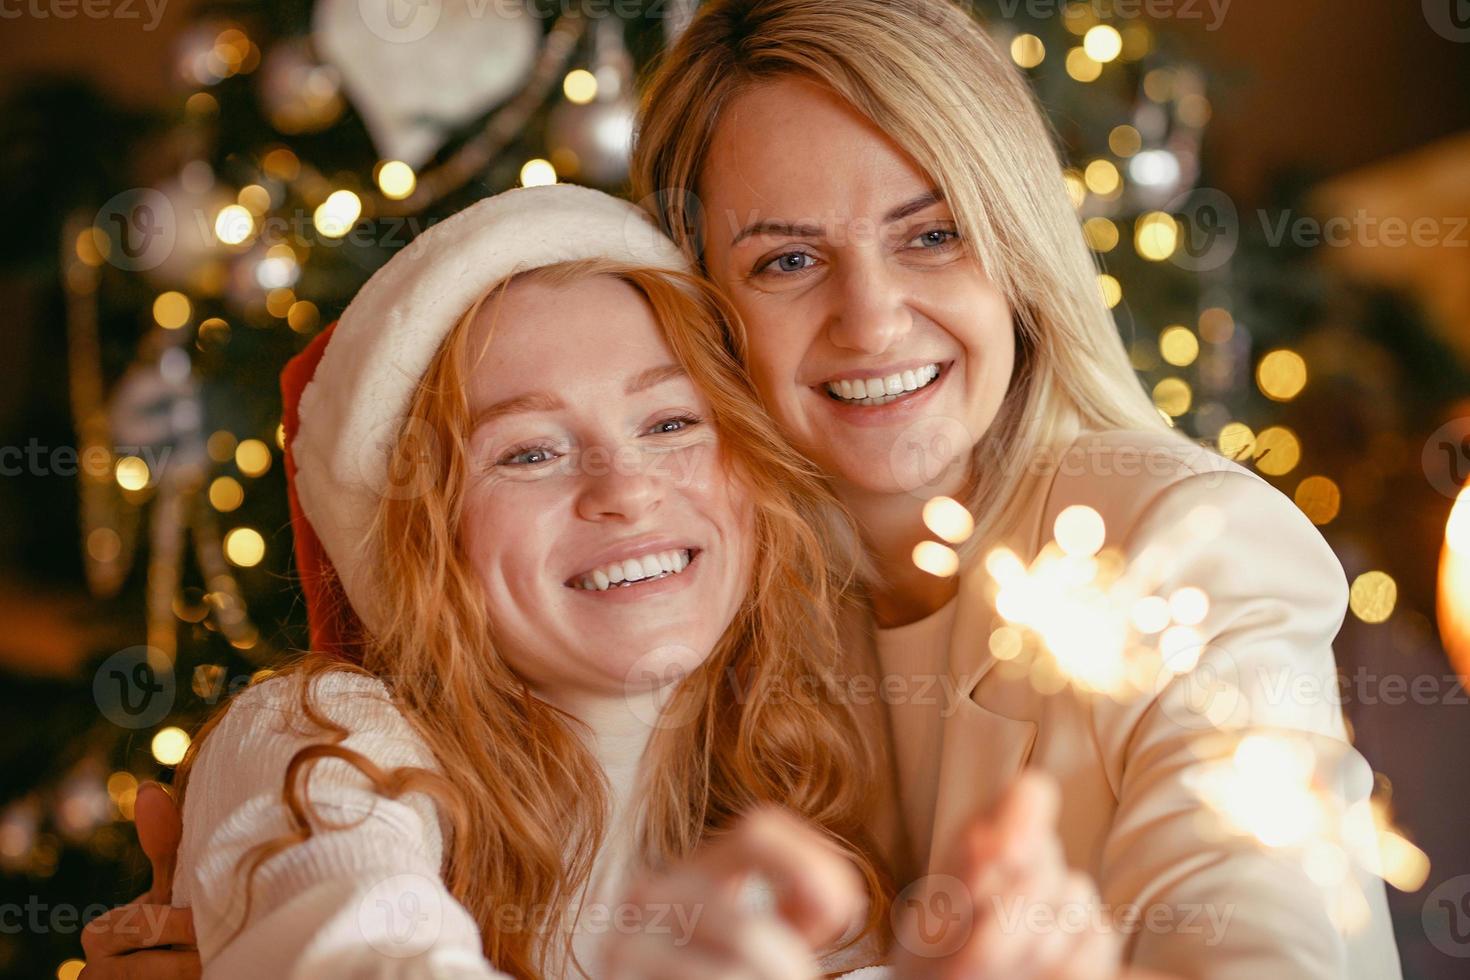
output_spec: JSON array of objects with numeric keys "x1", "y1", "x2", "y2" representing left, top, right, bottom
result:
[
  {"x1": 470, "y1": 363, "x2": 688, "y2": 427},
  {"x1": 728, "y1": 189, "x2": 946, "y2": 248}
]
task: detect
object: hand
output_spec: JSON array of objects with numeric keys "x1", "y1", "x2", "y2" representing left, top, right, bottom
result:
[
  {"x1": 892, "y1": 771, "x2": 1121, "y2": 980},
  {"x1": 80, "y1": 782, "x2": 200, "y2": 979},
  {"x1": 601, "y1": 807, "x2": 867, "y2": 980}
]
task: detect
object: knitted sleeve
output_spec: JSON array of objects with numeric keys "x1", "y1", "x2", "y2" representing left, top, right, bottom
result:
[{"x1": 173, "y1": 670, "x2": 504, "y2": 979}]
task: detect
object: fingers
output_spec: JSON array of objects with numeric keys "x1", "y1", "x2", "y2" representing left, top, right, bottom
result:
[
  {"x1": 134, "y1": 782, "x2": 182, "y2": 905},
  {"x1": 692, "y1": 807, "x2": 865, "y2": 947},
  {"x1": 78, "y1": 947, "x2": 202, "y2": 980},
  {"x1": 968, "y1": 771, "x2": 1061, "y2": 871},
  {"x1": 82, "y1": 904, "x2": 196, "y2": 961}
]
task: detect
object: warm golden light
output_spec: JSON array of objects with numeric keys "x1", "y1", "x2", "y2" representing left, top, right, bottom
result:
[
  {"x1": 1258, "y1": 349, "x2": 1308, "y2": 402},
  {"x1": 377, "y1": 160, "x2": 416, "y2": 200},
  {"x1": 214, "y1": 204, "x2": 254, "y2": 245},
  {"x1": 1083, "y1": 25, "x2": 1123, "y2": 62},
  {"x1": 151, "y1": 727, "x2": 190, "y2": 766},
  {"x1": 913, "y1": 540, "x2": 960, "y2": 578},
  {"x1": 1066, "y1": 47, "x2": 1103, "y2": 82},
  {"x1": 1217, "y1": 422, "x2": 1256, "y2": 460},
  {"x1": 235, "y1": 438, "x2": 272, "y2": 477},
  {"x1": 1199, "y1": 307, "x2": 1235, "y2": 344},
  {"x1": 563, "y1": 68, "x2": 598, "y2": 104},
  {"x1": 1083, "y1": 217, "x2": 1120, "y2": 252},
  {"x1": 1085, "y1": 159, "x2": 1121, "y2": 195},
  {"x1": 922, "y1": 496, "x2": 975, "y2": 544},
  {"x1": 153, "y1": 291, "x2": 191, "y2": 330},
  {"x1": 224, "y1": 527, "x2": 266, "y2": 567},
  {"x1": 209, "y1": 475, "x2": 244, "y2": 512},
  {"x1": 313, "y1": 190, "x2": 362, "y2": 239},
  {"x1": 1169, "y1": 586, "x2": 1210, "y2": 626},
  {"x1": 520, "y1": 159, "x2": 558, "y2": 187},
  {"x1": 237, "y1": 184, "x2": 270, "y2": 215},
  {"x1": 1152, "y1": 378, "x2": 1193, "y2": 417},
  {"x1": 1294, "y1": 476, "x2": 1342, "y2": 526},
  {"x1": 1440, "y1": 480, "x2": 1470, "y2": 683},
  {"x1": 1135, "y1": 212, "x2": 1179, "y2": 261},
  {"x1": 1011, "y1": 34, "x2": 1046, "y2": 68},
  {"x1": 1349, "y1": 570, "x2": 1396, "y2": 624},
  {"x1": 1131, "y1": 595, "x2": 1171, "y2": 634},
  {"x1": 1253, "y1": 426, "x2": 1301, "y2": 476},
  {"x1": 1054, "y1": 505, "x2": 1106, "y2": 557},
  {"x1": 1098, "y1": 274, "x2": 1122, "y2": 308},
  {"x1": 1159, "y1": 325, "x2": 1200, "y2": 367},
  {"x1": 1109, "y1": 125, "x2": 1142, "y2": 157},
  {"x1": 1062, "y1": 169, "x2": 1087, "y2": 209},
  {"x1": 115, "y1": 456, "x2": 150, "y2": 491}
]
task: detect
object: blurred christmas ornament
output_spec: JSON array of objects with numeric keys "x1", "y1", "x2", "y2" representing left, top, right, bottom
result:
[
  {"x1": 547, "y1": 17, "x2": 637, "y2": 186},
  {"x1": 257, "y1": 37, "x2": 344, "y2": 135},
  {"x1": 312, "y1": 0, "x2": 540, "y2": 168}
]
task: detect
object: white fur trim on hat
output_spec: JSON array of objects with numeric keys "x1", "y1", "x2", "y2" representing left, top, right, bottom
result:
[{"x1": 292, "y1": 183, "x2": 692, "y2": 636}]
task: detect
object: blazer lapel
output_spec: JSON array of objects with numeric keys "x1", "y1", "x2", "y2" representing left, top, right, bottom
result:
[{"x1": 923, "y1": 566, "x2": 1040, "y2": 873}]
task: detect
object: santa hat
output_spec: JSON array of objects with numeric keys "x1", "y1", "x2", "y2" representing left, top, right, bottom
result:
[{"x1": 281, "y1": 184, "x2": 691, "y2": 658}]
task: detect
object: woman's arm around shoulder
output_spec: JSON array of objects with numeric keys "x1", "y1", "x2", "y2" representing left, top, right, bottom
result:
[{"x1": 176, "y1": 669, "x2": 504, "y2": 979}]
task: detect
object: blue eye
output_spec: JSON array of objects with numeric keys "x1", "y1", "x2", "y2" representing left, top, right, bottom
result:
[
  {"x1": 910, "y1": 228, "x2": 959, "y2": 249},
  {"x1": 649, "y1": 414, "x2": 702, "y2": 435},
  {"x1": 500, "y1": 445, "x2": 558, "y2": 466},
  {"x1": 757, "y1": 251, "x2": 816, "y2": 276}
]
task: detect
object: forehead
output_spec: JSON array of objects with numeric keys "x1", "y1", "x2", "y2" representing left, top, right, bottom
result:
[
  {"x1": 464, "y1": 275, "x2": 675, "y2": 403},
  {"x1": 700, "y1": 76, "x2": 934, "y2": 219}
]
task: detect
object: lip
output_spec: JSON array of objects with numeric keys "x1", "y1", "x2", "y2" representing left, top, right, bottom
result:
[
  {"x1": 815, "y1": 358, "x2": 950, "y2": 387},
  {"x1": 564, "y1": 535, "x2": 701, "y2": 587},
  {"x1": 811, "y1": 360, "x2": 954, "y2": 427}
]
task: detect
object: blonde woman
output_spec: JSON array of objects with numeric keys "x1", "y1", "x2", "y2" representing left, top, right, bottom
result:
[
  {"x1": 628, "y1": 0, "x2": 1403, "y2": 977},
  {"x1": 81, "y1": 185, "x2": 1126, "y2": 980}
]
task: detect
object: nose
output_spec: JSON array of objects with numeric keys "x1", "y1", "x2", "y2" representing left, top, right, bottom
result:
[
  {"x1": 573, "y1": 446, "x2": 664, "y2": 523},
  {"x1": 825, "y1": 257, "x2": 914, "y2": 356}
]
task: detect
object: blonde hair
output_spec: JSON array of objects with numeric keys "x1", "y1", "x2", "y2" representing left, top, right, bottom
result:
[
  {"x1": 177, "y1": 258, "x2": 891, "y2": 978},
  {"x1": 630, "y1": 0, "x2": 1176, "y2": 557}
]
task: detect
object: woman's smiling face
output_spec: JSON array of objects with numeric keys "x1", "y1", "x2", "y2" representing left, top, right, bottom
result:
[
  {"x1": 457, "y1": 274, "x2": 754, "y2": 710},
  {"x1": 697, "y1": 76, "x2": 1016, "y2": 499}
]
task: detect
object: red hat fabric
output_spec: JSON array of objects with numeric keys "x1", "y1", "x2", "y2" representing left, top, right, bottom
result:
[{"x1": 280, "y1": 319, "x2": 364, "y2": 661}]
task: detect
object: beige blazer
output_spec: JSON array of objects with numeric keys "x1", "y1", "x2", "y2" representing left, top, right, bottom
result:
[{"x1": 874, "y1": 428, "x2": 1403, "y2": 980}]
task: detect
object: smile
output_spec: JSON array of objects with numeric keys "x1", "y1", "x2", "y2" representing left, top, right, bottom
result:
[
  {"x1": 822, "y1": 362, "x2": 944, "y2": 407},
  {"x1": 568, "y1": 548, "x2": 699, "y2": 591}
]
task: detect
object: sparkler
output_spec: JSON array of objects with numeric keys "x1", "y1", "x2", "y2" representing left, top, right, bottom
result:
[{"x1": 913, "y1": 494, "x2": 1430, "y2": 918}]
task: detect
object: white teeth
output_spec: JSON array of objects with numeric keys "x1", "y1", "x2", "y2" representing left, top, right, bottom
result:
[
  {"x1": 572, "y1": 549, "x2": 695, "y2": 591},
  {"x1": 824, "y1": 363, "x2": 941, "y2": 406}
]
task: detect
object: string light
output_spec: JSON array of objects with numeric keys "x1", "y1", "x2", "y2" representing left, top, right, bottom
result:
[
  {"x1": 1258, "y1": 349, "x2": 1308, "y2": 401},
  {"x1": 376, "y1": 161, "x2": 417, "y2": 201},
  {"x1": 1011, "y1": 34, "x2": 1046, "y2": 69},
  {"x1": 1349, "y1": 571, "x2": 1397, "y2": 624},
  {"x1": 520, "y1": 158, "x2": 558, "y2": 187}
]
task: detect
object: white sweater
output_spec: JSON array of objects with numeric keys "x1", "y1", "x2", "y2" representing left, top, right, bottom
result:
[{"x1": 173, "y1": 670, "x2": 890, "y2": 979}]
